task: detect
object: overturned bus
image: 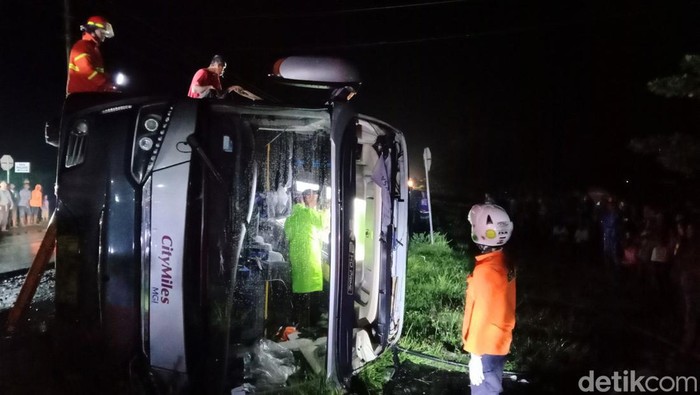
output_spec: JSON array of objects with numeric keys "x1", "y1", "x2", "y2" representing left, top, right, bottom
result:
[{"x1": 46, "y1": 57, "x2": 409, "y2": 393}]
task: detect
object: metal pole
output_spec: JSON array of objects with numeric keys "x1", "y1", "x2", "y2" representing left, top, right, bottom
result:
[
  {"x1": 425, "y1": 165, "x2": 434, "y2": 244},
  {"x1": 423, "y1": 147, "x2": 434, "y2": 244},
  {"x1": 63, "y1": 0, "x2": 72, "y2": 61}
]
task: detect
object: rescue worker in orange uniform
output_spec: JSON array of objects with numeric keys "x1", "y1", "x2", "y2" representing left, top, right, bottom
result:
[
  {"x1": 66, "y1": 16, "x2": 118, "y2": 95},
  {"x1": 462, "y1": 204, "x2": 516, "y2": 395}
]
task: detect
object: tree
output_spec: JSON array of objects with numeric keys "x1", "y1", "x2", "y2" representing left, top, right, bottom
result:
[
  {"x1": 628, "y1": 133, "x2": 700, "y2": 177},
  {"x1": 628, "y1": 54, "x2": 700, "y2": 177},
  {"x1": 647, "y1": 55, "x2": 700, "y2": 98}
]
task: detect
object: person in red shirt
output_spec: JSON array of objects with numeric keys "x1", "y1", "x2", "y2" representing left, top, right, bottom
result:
[
  {"x1": 188, "y1": 55, "x2": 240, "y2": 98},
  {"x1": 462, "y1": 203, "x2": 516, "y2": 395},
  {"x1": 66, "y1": 16, "x2": 118, "y2": 95}
]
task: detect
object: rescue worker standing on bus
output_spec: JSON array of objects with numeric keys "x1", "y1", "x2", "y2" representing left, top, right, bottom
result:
[
  {"x1": 66, "y1": 16, "x2": 118, "y2": 95},
  {"x1": 462, "y1": 204, "x2": 516, "y2": 395}
]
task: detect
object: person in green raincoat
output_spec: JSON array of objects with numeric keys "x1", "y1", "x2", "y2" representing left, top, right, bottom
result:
[{"x1": 284, "y1": 189, "x2": 325, "y2": 327}]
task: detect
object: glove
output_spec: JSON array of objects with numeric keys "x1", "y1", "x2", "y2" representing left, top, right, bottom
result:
[{"x1": 469, "y1": 353, "x2": 485, "y2": 386}]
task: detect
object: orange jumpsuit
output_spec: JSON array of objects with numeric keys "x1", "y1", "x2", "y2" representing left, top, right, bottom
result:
[
  {"x1": 66, "y1": 33, "x2": 112, "y2": 95},
  {"x1": 462, "y1": 250, "x2": 516, "y2": 356}
]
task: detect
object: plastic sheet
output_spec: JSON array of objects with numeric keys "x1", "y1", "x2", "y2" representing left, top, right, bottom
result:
[{"x1": 249, "y1": 338, "x2": 297, "y2": 389}]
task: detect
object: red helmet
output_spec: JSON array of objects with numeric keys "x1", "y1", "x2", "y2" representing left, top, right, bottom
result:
[{"x1": 81, "y1": 15, "x2": 114, "y2": 38}]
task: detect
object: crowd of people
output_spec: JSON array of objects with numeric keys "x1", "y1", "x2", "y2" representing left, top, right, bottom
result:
[
  {"x1": 492, "y1": 189, "x2": 700, "y2": 357},
  {"x1": 0, "y1": 179, "x2": 52, "y2": 232}
]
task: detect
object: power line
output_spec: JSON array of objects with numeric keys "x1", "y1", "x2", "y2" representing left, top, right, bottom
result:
[
  {"x1": 170, "y1": 0, "x2": 486, "y2": 21},
  {"x1": 223, "y1": 20, "x2": 578, "y2": 53}
]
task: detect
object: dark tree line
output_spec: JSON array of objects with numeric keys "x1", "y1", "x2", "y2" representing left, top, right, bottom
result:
[{"x1": 628, "y1": 54, "x2": 700, "y2": 177}]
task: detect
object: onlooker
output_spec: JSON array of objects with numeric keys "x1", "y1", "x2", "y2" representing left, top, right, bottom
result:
[
  {"x1": 573, "y1": 221, "x2": 591, "y2": 262},
  {"x1": 29, "y1": 183, "x2": 43, "y2": 224},
  {"x1": 462, "y1": 204, "x2": 516, "y2": 395},
  {"x1": 0, "y1": 181, "x2": 13, "y2": 231},
  {"x1": 187, "y1": 55, "x2": 239, "y2": 99},
  {"x1": 638, "y1": 206, "x2": 660, "y2": 293},
  {"x1": 552, "y1": 222, "x2": 570, "y2": 243},
  {"x1": 600, "y1": 198, "x2": 622, "y2": 271},
  {"x1": 676, "y1": 220, "x2": 700, "y2": 354},
  {"x1": 7, "y1": 183, "x2": 17, "y2": 228},
  {"x1": 552, "y1": 221, "x2": 571, "y2": 261},
  {"x1": 650, "y1": 227, "x2": 673, "y2": 298},
  {"x1": 41, "y1": 195, "x2": 50, "y2": 222},
  {"x1": 621, "y1": 231, "x2": 641, "y2": 284},
  {"x1": 17, "y1": 180, "x2": 31, "y2": 226}
]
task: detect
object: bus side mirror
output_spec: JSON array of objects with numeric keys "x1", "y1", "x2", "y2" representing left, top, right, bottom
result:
[{"x1": 45, "y1": 118, "x2": 60, "y2": 147}]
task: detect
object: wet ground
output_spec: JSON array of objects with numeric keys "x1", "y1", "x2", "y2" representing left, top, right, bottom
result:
[{"x1": 0, "y1": 224, "x2": 49, "y2": 274}]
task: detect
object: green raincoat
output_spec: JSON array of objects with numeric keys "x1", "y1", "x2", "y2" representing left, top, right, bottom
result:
[{"x1": 284, "y1": 203, "x2": 324, "y2": 293}]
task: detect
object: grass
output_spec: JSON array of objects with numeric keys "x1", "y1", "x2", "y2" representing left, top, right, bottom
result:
[
  {"x1": 360, "y1": 232, "x2": 473, "y2": 393},
  {"x1": 399, "y1": 232, "x2": 470, "y2": 354}
]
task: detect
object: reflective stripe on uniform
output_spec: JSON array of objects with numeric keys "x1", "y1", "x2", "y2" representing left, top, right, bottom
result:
[
  {"x1": 88, "y1": 71, "x2": 99, "y2": 80},
  {"x1": 70, "y1": 53, "x2": 89, "y2": 71}
]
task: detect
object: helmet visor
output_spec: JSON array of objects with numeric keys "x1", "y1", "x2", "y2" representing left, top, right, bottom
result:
[{"x1": 102, "y1": 22, "x2": 115, "y2": 38}]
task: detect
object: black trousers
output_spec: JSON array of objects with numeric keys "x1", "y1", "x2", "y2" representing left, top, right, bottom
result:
[{"x1": 291, "y1": 291, "x2": 323, "y2": 328}]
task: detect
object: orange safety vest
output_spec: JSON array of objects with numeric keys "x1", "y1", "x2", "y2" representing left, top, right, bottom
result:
[
  {"x1": 29, "y1": 185, "x2": 43, "y2": 208},
  {"x1": 66, "y1": 33, "x2": 110, "y2": 95},
  {"x1": 462, "y1": 250, "x2": 516, "y2": 356}
]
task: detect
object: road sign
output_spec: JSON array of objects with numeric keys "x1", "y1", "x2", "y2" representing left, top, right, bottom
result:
[
  {"x1": 0, "y1": 155, "x2": 13, "y2": 171},
  {"x1": 14, "y1": 162, "x2": 30, "y2": 173}
]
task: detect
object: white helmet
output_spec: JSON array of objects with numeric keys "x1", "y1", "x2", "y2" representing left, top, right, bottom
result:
[{"x1": 468, "y1": 204, "x2": 514, "y2": 246}]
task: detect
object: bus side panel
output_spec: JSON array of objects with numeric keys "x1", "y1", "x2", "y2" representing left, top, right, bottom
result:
[
  {"x1": 55, "y1": 101, "x2": 141, "y2": 366},
  {"x1": 328, "y1": 104, "x2": 358, "y2": 387}
]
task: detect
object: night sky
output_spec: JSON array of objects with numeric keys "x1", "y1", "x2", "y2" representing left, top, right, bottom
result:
[{"x1": 1, "y1": 0, "x2": 699, "y2": 199}]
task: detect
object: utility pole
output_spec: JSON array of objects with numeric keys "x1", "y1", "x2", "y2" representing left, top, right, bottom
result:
[{"x1": 63, "y1": 0, "x2": 72, "y2": 61}]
